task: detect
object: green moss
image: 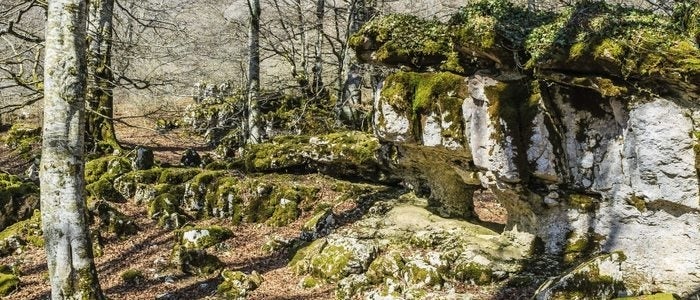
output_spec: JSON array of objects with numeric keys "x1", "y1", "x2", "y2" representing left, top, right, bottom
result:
[
  {"x1": 567, "y1": 194, "x2": 597, "y2": 212},
  {"x1": 404, "y1": 260, "x2": 444, "y2": 287},
  {"x1": 178, "y1": 225, "x2": 233, "y2": 249},
  {"x1": 350, "y1": 14, "x2": 455, "y2": 69},
  {"x1": 3, "y1": 123, "x2": 40, "y2": 158},
  {"x1": 627, "y1": 194, "x2": 647, "y2": 212},
  {"x1": 526, "y1": 1, "x2": 699, "y2": 92},
  {"x1": 244, "y1": 132, "x2": 383, "y2": 182},
  {"x1": 217, "y1": 270, "x2": 263, "y2": 298},
  {"x1": 0, "y1": 209, "x2": 43, "y2": 249},
  {"x1": 366, "y1": 250, "x2": 405, "y2": 284},
  {"x1": 91, "y1": 201, "x2": 138, "y2": 237},
  {"x1": 289, "y1": 239, "x2": 359, "y2": 283},
  {"x1": 452, "y1": 262, "x2": 492, "y2": 285},
  {"x1": 158, "y1": 168, "x2": 201, "y2": 185},
  {"x1": 309, "y1": 244, "x2": 353, "y2": 281},
  {"x1": 267, "y1": 200, "x2": 299, "y2": 227},
  {"x1": 549, "y1": 252, "x2": 627, "y2": 299},
  {"x1": 120, "y1": 269, "x2": 144, "y2": 284},
  {"x1": 84, "y1": 156, "x2": 131, "y2": 184},
  {"x1": 208, "y1": 177, "x2": 243, "y2": 222},
  {"x1": 118, "y1": 168, "x2": 164, "y2": 185},
  {"x1": 171, "y1": 247, "x2": 223, "y2": 275},
  {"x1": 300, "y1": 275, "x2": 320, "y2": 288},
  {"x1": 381, "y1": 71, "x2": 466, "y2": 115},
  {"x1": 0, "y1": 174, "x2": 39, "y2": 229},
  {"x1": 484, "y1": 81, "x2": 533, "y2": 151},
  {"x1": 85, "y1": 178, "x2": 124, "y2": 202},
  {"x1": 0, "y1": 272, "x2": 19, "y2": 296}
]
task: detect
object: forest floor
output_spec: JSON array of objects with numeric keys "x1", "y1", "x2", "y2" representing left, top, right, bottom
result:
[
  {"x1": 0, "y1": 97, "x2": 514, "y2": 300},
  {"x1": 0, "y1": 99, "x2": 336, "y2": 300}
]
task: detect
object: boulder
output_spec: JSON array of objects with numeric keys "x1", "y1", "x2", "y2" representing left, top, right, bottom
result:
[
  {"x1": 290, "y1": 195, "x2": 535, "y2": 298},
  {"x1": 180, "y1": 148, "x2": 202, "y2": 167},
  {"x1": 132, "y1": 146, "x2": 154, "y2": 170},
  {"x1": 217, "y1": 270, "x2": 264, "y2": 299}
]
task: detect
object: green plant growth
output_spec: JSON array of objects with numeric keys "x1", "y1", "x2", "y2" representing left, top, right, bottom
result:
[
  {"x1": 381, "y1": 71, "x2": 467, "y2": 115},
  {"x1": 0, "y1": 209, "x2": 43, "y2": 250},
  {"x1": 120, "y1": 269, "x2": 144, "y2": 285},
  {"x1": 177, "y1": 225, "x2": 233, "y2": 250},
  {"x1": 0, "y1": 271, "x2": 19, "y2": 296},
  {"x1": 3, "y1": 124, "x2": 40, "y2": 158},
  {"x1": 349, "y1": 14, "x2": 457, "y2": 71}
]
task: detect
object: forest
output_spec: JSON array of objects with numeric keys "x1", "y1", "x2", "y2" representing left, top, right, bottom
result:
[{"x1": 0, "y1": 0, "x2": 699, "y2": 299}]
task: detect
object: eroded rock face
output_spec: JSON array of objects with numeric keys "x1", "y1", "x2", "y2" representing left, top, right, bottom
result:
[{"x1": 373, "y1": 70, "x2": 700, "y2": 296}]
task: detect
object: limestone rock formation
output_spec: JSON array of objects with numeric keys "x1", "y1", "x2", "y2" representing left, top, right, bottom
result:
[{"x1": 352, "y1": 0, "x2": 700, "y2": 297}]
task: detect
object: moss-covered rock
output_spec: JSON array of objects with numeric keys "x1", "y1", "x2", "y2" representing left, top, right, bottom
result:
[
  {"x1": 534, "y1": 252, "x2": 628, "y2": 300},
  {"x1": 354, "y1": 0, "x2": 699, "y2": 97},
  {"x1": 0, "y1": 269, "x2": 19, "y2": 296},
  {"x1": 525, "y1": 1, "x2": 700, "y2": 93},
  {"x1": 614, "y1": 293, "x2": 677, "y2": 300},
  {"x1": 290, "y1": 236, "x2": 378, "y2": 283},
  {"x1": 158, "y1": 168, "x2": 201, "y2": 185},
  {"x1": 86, "y1": 178, "x2": 125, "y2": 202},
  {"x1": 0, "y1": 209, "x2": 42, "y2": 256},
  {"x1": 217, "y1": 270, "x2": 264, "y2": 299},
  {"x1": 300, "y1": 208, "x2": 336, "y2": 241},
  {"x1": 0, "y1": 174, "x2": 39, "y2": 231},
  {"x1": 244, "y1": 131, "x2": 390, "y2": 183},
  {"x1": 90, "y1": 201, "x2": 138, "y2": 237},
  {"x1": 120, "y1": 269, "x2": 145, "y2": 285},
  {"x1": 170, "y1": 246, "x2": 223, "y2": 275},
  {"x1": 2, "y1": 123, "x2": 40, "y2": 158},
  {"x1": 177, "y1": 225, "x2": 233, "y2": 250},
  {"x1": 349, "y1": 14, "x2": 456, "y2": 71},
  {"x1": 148, "y1": 192, "x2": 188, "y2": 229},
  {"x1": 291, "y1": 198, "x2": 535, "y2": 299},
  {"x1": 84, "y1": 156, "x2": 132, "y2": 184}
]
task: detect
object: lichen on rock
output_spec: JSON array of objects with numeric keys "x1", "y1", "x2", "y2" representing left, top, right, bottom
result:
[{"x1": 217, "y1": 269, "x2": 264, "y2": 299}]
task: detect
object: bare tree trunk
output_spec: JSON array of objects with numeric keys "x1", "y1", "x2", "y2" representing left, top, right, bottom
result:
[
  {"x1": 337, "y1": 0, "x2": 368, "y2": 126},
  {"x1": 41, "y1": 0, "x2": 105, "y2": 299},
  {"x1": 246, "y1": 0, "x2": 262, "y2": 144},
  {"x1": 86, "y1": 0, "x2": 120, "y2": 154},
  {"x1": 312, "y1": 0, "x2": 327, "y2": 99}
]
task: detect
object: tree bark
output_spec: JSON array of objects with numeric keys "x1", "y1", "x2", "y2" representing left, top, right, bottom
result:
[
  {"x1": 337, "y1": 0, "x2": 369, "y2": 126},
  {"x1": 246, "y1": 0, "x2": 262, "y2": 144},
  {"x1": 312, "y1": 0, "x2": 327, "y2": 99},
  {"x1": 41, "y1": 0, "x2": 105, "y2": 299},
  {"x1": 86, "y1": 0, "x2": 120, "y2": 154}
]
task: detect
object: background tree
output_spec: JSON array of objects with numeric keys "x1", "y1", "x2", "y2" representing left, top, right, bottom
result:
[
  {"x1": 86, "y1": 0, "x2": 120, "y2": 154},
  {"x1": 246, "y1": 0, "x2": 263, "y2": 144},
  {"x1": 40, "y1": 0, "x2": 104, "y2": 298}
]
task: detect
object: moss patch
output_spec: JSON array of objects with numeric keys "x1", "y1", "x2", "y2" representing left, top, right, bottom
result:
[
  {"x1": 0, "y1": 209, "x2": 43, "y2": 256},
  {"x1": 0, "y1": 272, "x2": 19, "y2": 296},
  {"x1": 0, "y1": 174, "x2": 39, "y2": 230},
  {"x1": 177, "y1": 225, "x2": 233, "y2": 250},
  {"x1": 120, "y1": 269, "x2": 144, "y2": 285},
  {"x1": 244, "y1": 131, "x2": 386, "y2": 182}
]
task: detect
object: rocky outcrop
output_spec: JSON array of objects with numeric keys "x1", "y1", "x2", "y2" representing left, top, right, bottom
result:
[
  {"x1": 290, "y1": 194, "x2": 535, "y2": 299},
  {"x1": 356, "y1": 0, "x2": 700, "y2": 297}
]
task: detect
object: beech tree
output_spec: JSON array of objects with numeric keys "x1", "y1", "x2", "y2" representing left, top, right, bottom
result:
[
  {"x1": 246, "y1": 0, "x2": 262, "y2": 144},
  {"x1": 86, "y1": 0, "x2": 120, "y2": 154},
  {"x1": 40, "y1": 0, "x2": 105, "y2": 298}
]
